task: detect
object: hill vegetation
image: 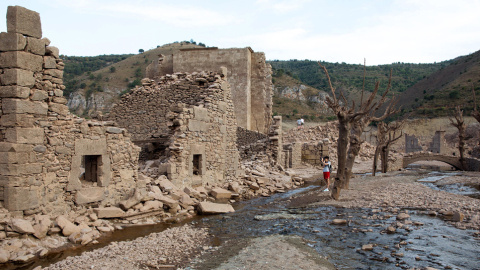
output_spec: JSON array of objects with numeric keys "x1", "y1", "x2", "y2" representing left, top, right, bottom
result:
[{"x1": 61, "y1": 42, "x2": 480, "y2": 120}]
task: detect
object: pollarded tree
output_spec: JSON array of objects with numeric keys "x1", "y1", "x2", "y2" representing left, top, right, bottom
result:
[
  {"x1": 318, "y1": 62, "x2": 397, "y2": 200},
  {"x1": 450, "y1": 106, "x2": 466, "y2": 169},
  {"x1": 372, "y1": 120, "x2": 404, "y2": 176}
]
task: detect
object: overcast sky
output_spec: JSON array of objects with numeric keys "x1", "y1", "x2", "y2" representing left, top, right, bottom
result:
[{"x1": 1, "y1": 0, "x2": 479, "y2": 65}]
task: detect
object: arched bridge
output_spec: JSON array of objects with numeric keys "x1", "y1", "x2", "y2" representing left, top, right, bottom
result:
[{"x1": 402, "y1": 152, "x2": 480, "y2": 171}]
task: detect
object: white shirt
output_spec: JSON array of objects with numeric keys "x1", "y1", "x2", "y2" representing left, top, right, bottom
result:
[{"x1": 323, "y1": 161, "x2": 331, "y2": 172}]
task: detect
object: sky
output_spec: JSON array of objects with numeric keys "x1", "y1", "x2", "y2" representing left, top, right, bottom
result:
[{"x1": 1, "y1": 0, "x2": 479, "y2": 65}]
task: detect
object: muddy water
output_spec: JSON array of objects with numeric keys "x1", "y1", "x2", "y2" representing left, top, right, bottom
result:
[{"x1": 191, "y1": 182, "x2": 480, "y2": 270}]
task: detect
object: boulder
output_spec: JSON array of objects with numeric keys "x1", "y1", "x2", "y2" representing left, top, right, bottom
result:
[
  {"x1": 93, "y1": 207, "x2": 125, "y2": 219},
  {"x1": 396, "y1": 213, "x2": 410, "y2": 220},
  {"x1": 157, "y1": 176, "x2": 178, "y2": 192},
  {"x1": 0, "y1": 249, "x2": 10, "y2": 263},
  {"x1": 62, "y1": 223, "x2": 81, "y2": 237},
  {"x1": 10, "y1": 219, "x2": 35, "y2": 234},
  {"x1": 140, "y1": 200, "x2": 163, "y2": 212},
  {"x1": 198, "y1": 202, "x2": 235, "y2": 214},
  {"x1": 210, "y1": 188, "x2": 232, "y2": 200},
  {"x1": 452, "y1": 211, "x2": 464, "y2": 222},
  {"x1": 386, "y1": 226, "x2": 396, "y2": 234}
]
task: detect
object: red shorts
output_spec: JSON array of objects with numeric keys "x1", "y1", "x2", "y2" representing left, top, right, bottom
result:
[{"x1": 323, "y1": 172, "x2": 330, "y2": 179}]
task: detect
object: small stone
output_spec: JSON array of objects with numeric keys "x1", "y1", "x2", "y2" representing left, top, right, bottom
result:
[
  {"x1": 362, "y1": 244, "x2": 374, "y2": 251},
  {"x1": 396, "y1": 213, "x2": 410, "y2": 220},
  {"x1": 386, "y1": 226, "x2": 396, "y2": 234},
  {"x1": 332, "y1": 219, "x2": 347, "y2": 225},
  {"x1": 10, "y1": 218, "x2": 35, "y2": 234}
]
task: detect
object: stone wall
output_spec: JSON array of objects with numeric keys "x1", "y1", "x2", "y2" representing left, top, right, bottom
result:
[
  {"x1": 405, "y1": 134, "x2": 422, "y2": 153},
  {"x1": 427, "y1": 130, "x2": 446, "y2": 154},
  {"x1": 302, "y1": 142, "x2": 330, "y2": 166},
  {"x1": 146, "y1": 47, "x2": 273, "y2": 134},
  {"x1": 282, "y1": 142, "x2": 302, "y2": 169},
  {"x1": 236, "y1": 127, "x2": 268, "y2": 149},
  {"x1": 107, "y1": 72, "x2": 241, "y2": 188},
  {"x1": 0, "y1": 6, "x2": 140, "y2": 214}
]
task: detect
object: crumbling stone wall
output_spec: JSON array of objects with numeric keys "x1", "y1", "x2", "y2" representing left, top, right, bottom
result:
[
  {"x1": 283, "y1": 142, "x2": 302, "y2": 169},
  {"x1": 427, "y1": 130, "x2": 446, "y2": 154},
  {"x1": 108, "y1": 72, "x2": 241, "y2": 188},
  {"x1": 405, "y1": 134, "x2": 422, "y2": 153},
  {"x1": 146, "y1": 47, "x2": 273, "y2": 134},
  {"x1": 0, "y1": 6, "x2": 140, "y2": 214},
  {"x1": 302, "y1": 142, "x2": 330, "y2": 166},
  {"x1": 236, "y1": 127, "x2": 268, "y2": 149}
]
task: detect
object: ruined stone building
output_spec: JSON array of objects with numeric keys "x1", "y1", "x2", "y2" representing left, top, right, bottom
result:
[
  {"x1": 145, "y1": 47, "x2": 273, "y2": 134},
  {"x1": 405, "y1": 134, "x2": 423, "y2": 153},
  {"x1": 0, "y1": 6, "x2": 140, "y2": 214},
  {"x1": 427, "y1": 130, "x2": 446, "y2": 154},
  {"x1": 107, "y1": 72, "x2": 241, "y2": 188}
]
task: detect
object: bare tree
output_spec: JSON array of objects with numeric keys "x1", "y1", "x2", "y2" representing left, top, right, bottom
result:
[
  {"x1": 319, "y1": 62, "x2": 397, "y2": 200},
  {"x1": 372, "y1": 120, "x2": 404, "y2": 176},
  {"x1": 450, "y1": 106, "x2": 466, "y2": 169}
]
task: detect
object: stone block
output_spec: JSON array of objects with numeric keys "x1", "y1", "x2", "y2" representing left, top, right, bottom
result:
[
  {"x1": 210, "y1": 188, "x2": 232, "y2": 199},
  {"x1": 43, "y1": 56, "x2": 56, "y2": 69},
  {"x1": 93, "y1": 207, "x2": 125, "y2": 218},
  {"x1": 49, "y1": 103, "x2": 68, "y2": 116},
  {"x1": 44, "y1": 69, "x2": 63, "y2": 78},
  {"x1": 106, "y1": 127, "x2": 123, "y2": 134},
  {"x1": 0, "y1": 152, "x2": 29, "y2": 164},
  {"x1": 9, "y1": 219, "x2": 35, "y2": 234},
  {"x1": 0, "y1": 86, "x2": 30, "y2": 98},
  {"x1": 55, "y1": 146, "x2": 71, "y2": 155},
  {"x1": 0, "y1": 142, "x2": 32, "y2": 152},
  {"x1": 7, "y1": 6, "x2": 42, "y2": 38},
  {"x1": 188, "y1": 119, "x2": 209, "y2": 132},
  {"x1": 0, "y1": 68, "x2": 35, "y2": 87},
  {"x1": 31, "y1": 90, "x2": 48, "y2": 101},
  {"x1": 5, "y1": 127, "x2": 44, "y2": 144},
  {"x1": 0, "y1": 51, "x2": 43, "y2": 72},
  {"x1": 45, "y1": 46, "x2": 59, "y2": 59},
  {"x1": 193, "y1": 106, "x2": 209, "y2": 122},
  {"x1": 4, "y1": 186, "x2": 39, "y2": 211},
  {"x1": 0, "y1": 163, "x2": 42, "y2": 175},
  {"x1": 0, "y1": 32, "x2": 26, "y2": 51},
  {"x1": 0, "y1": 114, "x2": 35, "y2": 127},
  {"x1": 2, "y1": 99, "x2": 48, "y2": 115},
  {"x1": 198, "y1": 202, "x2": 235, "y2": 214},
  {"x1": 75, "y1": 188, "x2": 105, "y2": 204},
  {"x1": 26, "y1": 37, "x2": 45, "y2": 55}
]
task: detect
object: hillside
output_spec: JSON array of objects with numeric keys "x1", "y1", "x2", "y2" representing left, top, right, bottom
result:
[
  {"x1": 63, "y1": 42, "x2": 204, "y2": 116},
  {"x1": 268, "y1": 60, "x2": 450, "y2": 96},
  {"x1": 397, "y1": 50, "x2": 480, "y2": 117}
]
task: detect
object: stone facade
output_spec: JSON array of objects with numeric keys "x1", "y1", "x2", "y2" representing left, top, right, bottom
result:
[
  {"x1": 146, "y1": 47, "x2": 273, "y2": 134},
  {"x1": 302, "y1": 142, "x2": 330, "y2": 166},
  {"x1": 0, "y1": 6, "x2": 140, "y2": 214},
  {"x1": 427, "y1": 130, "x2": 446, "y2": 154},
  {"x1": 405, "y1": 134, "x2": 422, "y2": 153},
  {"x1": 107, "y1": 72, "x2": 241, "y2": 188}
]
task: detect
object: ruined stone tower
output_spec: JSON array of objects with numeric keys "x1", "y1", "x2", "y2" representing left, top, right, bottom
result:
[{"x1": 0, "y1": 6, "x2": 140, "y2": 214}]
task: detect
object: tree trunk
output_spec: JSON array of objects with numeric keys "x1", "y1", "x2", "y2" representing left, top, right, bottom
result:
[
  {"x1": 372, "y1": 146, "x2": 381, "y2": 176},
  {"x1": 332, "y1": 116, "x2": 350, "y2": 200},
  {"x1": 345, "y1": 128, "x2": 362, "y2": 188},
  {"x1": 381, "y1": 146, "x2": 389, "y2": 173}
]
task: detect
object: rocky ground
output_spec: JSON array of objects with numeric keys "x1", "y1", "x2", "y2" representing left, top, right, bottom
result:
[
  {"x1": 40, "y1": 225, "x2": 208, "y2": 270},
  {"x1": 295, "y1": 169, "x2": 480, "y2": 231}
]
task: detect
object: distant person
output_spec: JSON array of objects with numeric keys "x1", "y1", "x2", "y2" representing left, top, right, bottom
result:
[
  {"x1": 297, "y1": 118, "x2": 305, "y2": 130},
  {"x1": 322, "y1": 156, "x2": 331, "y2": 192}
]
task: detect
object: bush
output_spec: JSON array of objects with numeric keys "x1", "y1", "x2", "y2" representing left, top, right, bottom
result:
[
  {"x1": 110, "y1": 66, "x2": 116, "y2": 73},
  {"x1": 449, "y1": 90, "x2": 460, "y2": 99}
]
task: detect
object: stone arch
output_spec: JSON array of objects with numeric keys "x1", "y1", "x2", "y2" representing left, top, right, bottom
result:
[{"x1": 402, "y1": 154, "x2": 463, "y2": 170}]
